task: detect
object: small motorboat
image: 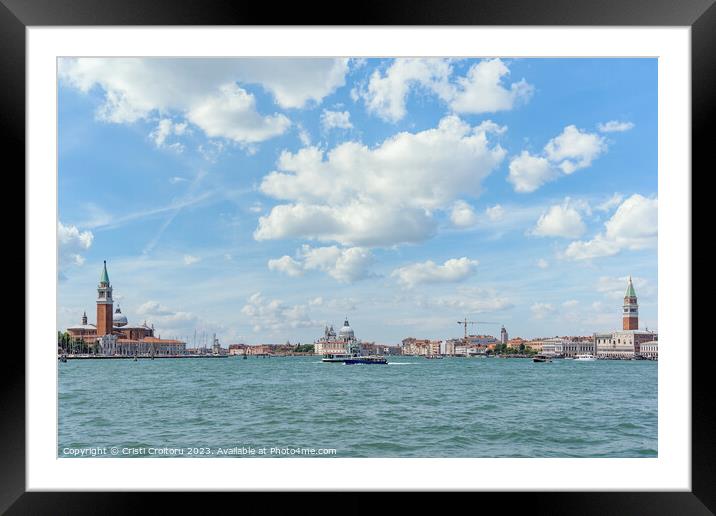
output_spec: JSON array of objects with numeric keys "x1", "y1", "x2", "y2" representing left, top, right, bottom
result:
[{"x1": 533, "y1": 354, "x2": 552, "y2": 363}]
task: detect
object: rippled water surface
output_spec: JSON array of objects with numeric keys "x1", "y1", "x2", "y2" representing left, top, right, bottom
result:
[{"x1": 58, "y1": 356, "x2": 657, "y2": 457}]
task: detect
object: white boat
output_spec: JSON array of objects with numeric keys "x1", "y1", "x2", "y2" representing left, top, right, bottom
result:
[{"x1": 575, "y1": 353, "x2": 596, "y2": 361}]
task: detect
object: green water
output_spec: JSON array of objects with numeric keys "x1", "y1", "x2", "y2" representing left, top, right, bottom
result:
[{"x1": 58, "y1": 356, "x2": 657, "y2": 458}]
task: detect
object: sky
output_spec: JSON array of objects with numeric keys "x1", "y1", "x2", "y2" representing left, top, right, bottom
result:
[{"x1": 57, "y1": 57, "x2": 658, "y2": 345}]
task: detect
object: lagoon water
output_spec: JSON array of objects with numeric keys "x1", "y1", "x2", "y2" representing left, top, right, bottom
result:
[{"x1": 58, "y1": 356, "x2": 657, "y2": 458}]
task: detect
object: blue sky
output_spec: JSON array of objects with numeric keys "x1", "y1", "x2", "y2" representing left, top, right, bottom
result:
[{"x1": 57, "y1": 57, "x2": 657, "y2": 345}]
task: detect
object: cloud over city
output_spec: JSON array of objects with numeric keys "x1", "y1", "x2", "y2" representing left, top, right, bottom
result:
[{"x1": 255, "y1": 116, "x2": 506, "y2": 246}]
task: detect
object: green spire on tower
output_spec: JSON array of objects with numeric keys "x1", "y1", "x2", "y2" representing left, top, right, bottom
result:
[
  {"x1": 625, "y1": 276, "x2": 636, "y2": 298},
  {"x1": 100, "y1": 260, "x2": 110, "y2": 285}
]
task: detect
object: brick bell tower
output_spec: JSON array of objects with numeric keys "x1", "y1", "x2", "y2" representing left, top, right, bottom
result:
[
  {"x1": 96, "y1": 260, "x2": 114, "y2": 336},
  {"x1": 622, "y1": 276, "x2": 638, "y2": 330}
]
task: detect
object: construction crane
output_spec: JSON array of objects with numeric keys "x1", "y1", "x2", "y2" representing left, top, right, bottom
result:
[{"x1": 457, "y1": 318, "x2": 501, "y2": 343}]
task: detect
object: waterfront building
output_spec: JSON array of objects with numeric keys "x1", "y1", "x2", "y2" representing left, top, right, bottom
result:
[
  {"x1": 507, "y1": 337, "x2": 527, "y2": 350},
  {"x1": 465, "y1": 334, "x2": 499, "y2": 346},
  {"x1": 525, "y1": 340, "x2": 545, "y2": 352},
  {"x1": 500, "y1": 326, "x2": 508, "y2": 345},
  {"x1": 314, "y1": 318, "x2": 361, "y2": 355},
  {"x1": 228, "y1": 343, "x2": 248, "y2": 355},
  {"x1": 594, "y1": 330, "x2": 656, "y2": 358},
  {"x1": 540, "y1": 338, "x2": 567, "y2": 356},
  {"x1": 594, "y1": 277, "x2": 657, "y2": 358},
  {"x1": 246, "y1": 344, "x2": 274, "y2": 355},
  {"x1": 363, "y1": 342, "x2": 400, "y2": 355},
  {"x1": 401, "y1": 338, "x2": 442, "y2": 356},
  {"x1": 640, "y1": 340, "x2": 658, "y2": 359},
  {"x1": 541, "y1": 337, "x2": 595, "y2": 357},
  {"x1": 65, "y1": 261, "x2": 186, "y2": 356},
  {"x1": 440, "y1": 339, "x2": 457, "y2": 356}
]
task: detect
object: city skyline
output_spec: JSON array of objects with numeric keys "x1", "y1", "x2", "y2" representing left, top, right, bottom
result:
[{"x1": 57, "y1": 57, "x2": 658, "y2": 344}]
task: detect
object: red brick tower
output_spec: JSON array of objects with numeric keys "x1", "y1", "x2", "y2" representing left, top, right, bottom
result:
[
  {"x1": 622, "y1": 276, "x2": 638, "y2": 330},
  {"x1": 96, "y1": 260, "x2": 113, "y2": 336}
]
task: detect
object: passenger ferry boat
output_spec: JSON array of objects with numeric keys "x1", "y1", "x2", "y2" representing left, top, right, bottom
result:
[
  {"x1": 574, "y1": 353, "x2": 596, "y2": 361},
  {"x1": 322, "y1": 353, "x2": 387, "y2": 364}
]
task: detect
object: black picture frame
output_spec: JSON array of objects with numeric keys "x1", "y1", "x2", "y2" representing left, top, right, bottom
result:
[{"x1": 4, "y1": 0, "x2": 708, "y2": 513}]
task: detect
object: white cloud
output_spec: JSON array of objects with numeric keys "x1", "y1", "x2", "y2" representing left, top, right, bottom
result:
[
  {"x1": 449, "y1": 58, "x2": 534, "y2": 114},
  {"x1": 299, "y1": 245, "x2": 374, "y2": 283},
  {"x1": 485, "y1": 204, "x2": 505, "y2": 222},
  {"x1": 134, "y1": 300, "x2": 212, "y2": 339},
  {"x1": 360, "y1": 58, "x2": 453, "y2": 122},
  {"x1": 531, "y1": 201, "x2": 586, "y2": 238},
  {"x1": 137, "y1": 301, "x2": 174, "y2": 317},
  {"x1": 544, "y1": 125, "x2": 606, "y2": 174},
  {"x1": 268, "y1": 245, "x2": 374, "y2": 283},
  {"x1": 186, "y1": 83, "x2": 290, "y2": 144},
  {"x1": 507, "y1": 151, "x2": 557, "y2": 193},
  {"x1": 59, "y1": 57, "x2": 348, "y2": 111},
  {"x1": 428, "y1": 287, "x2": 513, "y2": 313},
  {"x1": 536, "y1": 258, "x2": 549, "y2": 269},
  {"x1": 598, "y1": 120, "x2": 635, "y2": 133},
  {"x1": 59, "y1": 57, "x2": 349, "y2": 144},
  {"x1": 58, "y1": 221, "x2": 93, "y2": 278},
  {"x1": 267, "y1": 255, "x2": 304, "y2": 277},
  {"x1": 596, "y1": 193, "x2": 624, "y2": 212},
  {"x1": 508, "y1": 125, "x2": 606, "y2": 192},
  {"x1": 450, "y1": 200, "x2": 479, "y2": 227},
  {"x1": 183, "y1": 255, "x2": 201, "y2": 265},
  {"x1": 296, "y1": 124, "x2": 312, "y2": 146},
  {"x1": 392, "y1": 257, "x2": 478, "y2": 288},
  {"x1": 320, "y1": 109, "x2": 353, "y2": 131},
  {"x1": 359, "y1": 58, "x2": 532, "y2": 123},
  {"x1": 565, "y1": 194, "x2": 657, "y2": 260},
  {"x1": 255, "y1": 116, "x2": 506, "y2": 247},
  {"x1": 531, "y1": 302, "x2": 556, "y2": 320},
  {"x1": 240, "y1": 292, "x2": 316, "y2": 333},
  {"x1": 150, "y1": 118, "x2": 188, "y2": 150},
  {"x1": 450, "y1": 201, "x2": 509, "y2": 229}
]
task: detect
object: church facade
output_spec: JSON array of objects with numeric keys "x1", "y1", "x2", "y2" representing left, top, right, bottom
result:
[
  {"x1": 314, "y1": 318, "x2": 361, "y2": 355},
  {"x1": 65, "y1": 261, "x2": 186, "y2": 356}
]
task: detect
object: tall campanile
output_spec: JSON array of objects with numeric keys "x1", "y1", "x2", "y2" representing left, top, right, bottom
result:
[
  {"x1": 622, "y1": 276, "x2": 638, "y2": 330},
  {"x1": 96, "y1": 260, "x2": 114, "y2": 335}
]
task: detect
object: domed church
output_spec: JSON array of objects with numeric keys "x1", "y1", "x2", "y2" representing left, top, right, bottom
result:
[
  {"x1": 314, "y1": 317, "x2": 361, "y2": 355},
  {"x1": 65, "y1": 261, "x2": 186, "y2": 356}
]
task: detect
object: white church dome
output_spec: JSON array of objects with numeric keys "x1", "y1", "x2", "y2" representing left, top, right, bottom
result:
[
  {"x1": 113, "y1": 306, "x2": 128, "y2": 327},
  {"x1": 338, "y1": 318, "x2": 355, "y2": 339}
]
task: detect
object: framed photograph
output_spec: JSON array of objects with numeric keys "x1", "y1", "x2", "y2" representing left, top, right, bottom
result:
[{"x1": 7, "y1": 0, "x2": 709, "y2": 512}]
